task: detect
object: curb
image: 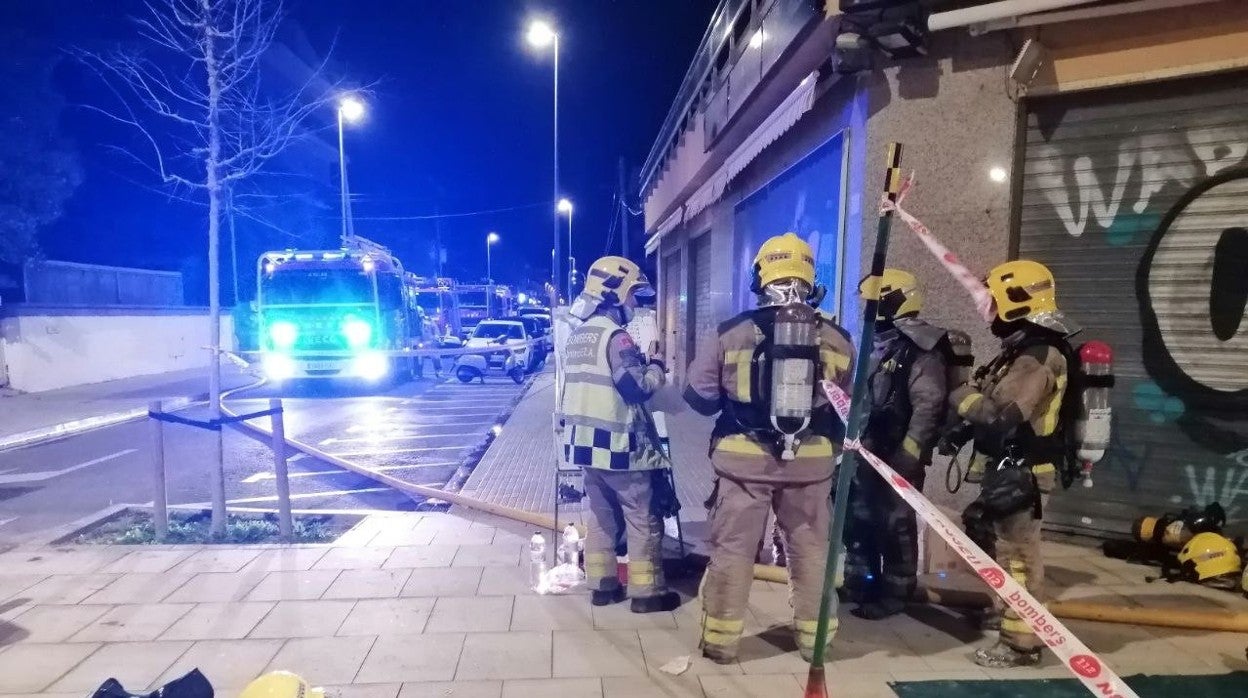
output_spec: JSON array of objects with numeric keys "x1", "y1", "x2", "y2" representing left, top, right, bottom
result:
[{"x1": 0, "y1": 396, "x2": 200, "y2": 452}]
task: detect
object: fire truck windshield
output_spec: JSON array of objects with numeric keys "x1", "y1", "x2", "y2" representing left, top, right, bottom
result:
[
  {"x1": 459, "y1": 290, "x2": 488, "y2": 306},
  {"x1": 414, "y1": 292, "x2": 443, "y2": 312},
  {"x1": 262, "y1": 269, "x2": 376, "y2": 306}
]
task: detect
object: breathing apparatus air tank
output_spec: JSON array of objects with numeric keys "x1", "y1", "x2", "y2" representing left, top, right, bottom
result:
[
  {"x1": 1074, "y1": 340, "x2": 1114, "y2": 488},
  {"x1": 770, "y1": 302, "x2": 819, "y2": 460}
]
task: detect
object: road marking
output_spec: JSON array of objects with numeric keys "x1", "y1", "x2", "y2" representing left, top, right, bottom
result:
[
  {"x1": 225, "y1": 487, "x2": 392, "y2": 504},
  {"x1": 241, "y1": 468, "x2": 352, "y2": 484},
  {"x1": 319, "y1": 432, "x2": 478, "y2": 446},
  {"x1": 386, "y1": 405, "x2": 511, "y2": 413},
  {"x1": 0, "y1": 449, "x2": 137, "y2": 485},
  {"x1": 369, "y1": 462, "x2": 458, "y2": 472},
  {"x1": 328, "y1": 445, "x2": 465, "y2": 457}
]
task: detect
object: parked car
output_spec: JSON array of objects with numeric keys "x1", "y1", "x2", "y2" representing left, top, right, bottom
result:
[
  {"x1": 509, "y1": 315, "x2": 550, "y2": 369},
  {"x1": 453, "y1": 319, "x2": 533, "y2": 384}
]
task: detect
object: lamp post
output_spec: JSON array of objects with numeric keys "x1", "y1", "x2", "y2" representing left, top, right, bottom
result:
[
  {"x1": 336, "y1": 96, "x2": 365, "y2": 246},
  {"x1": 486, "y1": 232, "x2": 500, "y2": 284},
  {"x1": 557, "y1": 198, "x2": 573, "y2": 299},
  {"x1": 527, "y1": 20, "x2": 560, "y2": 304}
]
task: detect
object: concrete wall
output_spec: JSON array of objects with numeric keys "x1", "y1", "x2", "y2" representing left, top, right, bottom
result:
[{"x1": 0, "y1": 307, "x2": 234, "y2": 393}]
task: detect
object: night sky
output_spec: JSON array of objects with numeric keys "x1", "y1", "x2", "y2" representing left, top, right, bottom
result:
[{"x1": 7, "y1": 0, "x2": 716, "y2": 303}]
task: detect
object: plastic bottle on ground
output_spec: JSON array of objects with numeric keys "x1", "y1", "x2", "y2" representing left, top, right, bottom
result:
[
  {"x1": 560, "y1": 524, "x2": 581, "y2": 566},
  {"x1": 529, "y1": 532, "x2": 548, "y2": 590}
]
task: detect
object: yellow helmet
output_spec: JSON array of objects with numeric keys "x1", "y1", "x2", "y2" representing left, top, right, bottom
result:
[
  {"x1": 984, "y1": 259, "x2": 1079, "y2": 334},
  {"x1": 860, "y1": 268, "x2": 922, "y2": 320},
  {"x1": 582, "y1": 256, "x2": 654, "y2": 307},
  {"x1": 240, "y1": 672, "x2": 324, "y2": 698},
  {"x1": 752, "y1": 233, "x2": 815, "y2": 291},
  {"x1": 1177, "y1": 532, "x2": 1242, "y2": 582}
]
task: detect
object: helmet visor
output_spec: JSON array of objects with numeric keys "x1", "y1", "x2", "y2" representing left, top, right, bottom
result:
[{"x1": 631, "y1": 272, "x2": 655, "y2": 299}]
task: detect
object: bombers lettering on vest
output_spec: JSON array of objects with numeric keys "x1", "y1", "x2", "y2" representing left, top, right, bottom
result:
[{"x1": 713, "y1": 306, "x2": 843, "y2": 453}]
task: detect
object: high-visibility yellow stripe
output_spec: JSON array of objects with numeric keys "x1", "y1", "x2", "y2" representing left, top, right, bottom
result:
[
  {"x1": 702, "y1": 629, "x2": 740, "y2": 645},
  {"x1": 957, "y1": 392, "x2": 983, "y2": 417},
  {"x1": 1031, "y1": 463, "x2": 1055, "y2": 475},
  {"x1": 628, "y1": 560, "x2": 655, "y2": 586},
  {"x1": 1040, "y1": 373, "x2": 1067, "y2": 436},
  {"x1": 725, "y1": 349, "x2": 753, "y2": 400},
  {"x1": 902, "y1": 436, "x2": 920, "y2": 458},
  {"x1": 704, "y1": 616, "x2": 745, "y2": 633},
  {"x1": 585, "y1": 553, "x2": 613, "y2": 578},
  {"x1": 820, "y1": 350, "x2": 850, "y2": 373},
  {"x1": 714, "y1": 435, "x2": 834, "y2": 457},
  {"x1": 1002, "y1": 617, "x2": 1031, "y2": 634}
]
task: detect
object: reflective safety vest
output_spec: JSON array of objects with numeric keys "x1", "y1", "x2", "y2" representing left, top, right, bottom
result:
[{"x1": 560, "y1": 314, "x2": 661, "y2": 471}]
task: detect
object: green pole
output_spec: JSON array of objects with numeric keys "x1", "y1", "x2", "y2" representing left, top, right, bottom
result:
[{"x1": 805, "y1": 143, "x2": 904, "y2": 696}]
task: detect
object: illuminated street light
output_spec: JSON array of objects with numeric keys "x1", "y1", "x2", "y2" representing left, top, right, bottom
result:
[
  {"x1": 557, "y1": 198, "x2": 574, "y2": 299},
  {"x1": 557, "y1": 198, "x2": 572, "y2": 213},
  {"x1": 339, "y1": 96, "x2": 366, "y2": 123},
  {"x1": 336, "y1": 96, "x2": 366, "y2": 245},
  {"x1": 526, "y1": 19, "x2": 561, "y2": 306},
  {"x1": 486, "y1": 231, "x2": 500, "y2": 284}
]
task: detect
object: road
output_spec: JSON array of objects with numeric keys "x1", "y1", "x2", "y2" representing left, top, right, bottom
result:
[{"x1": 0, "y1": 372, "x2": 532, "y2": 544}]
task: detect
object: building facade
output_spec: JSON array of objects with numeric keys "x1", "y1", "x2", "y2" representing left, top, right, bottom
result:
[{"x1": 642, "y1": 0, "x2": 1248, "y2": 538}]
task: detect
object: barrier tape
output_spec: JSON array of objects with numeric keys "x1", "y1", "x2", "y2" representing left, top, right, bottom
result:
[
  {"x1": 821, "y1": 379, "x2": 1139, "y2": 698},
  {"x1": 880, "y1": 174, "x2": 996, "y2": 322},
  {"x1": 238, "y1": 338, "x2": 547, "y2": 362}
]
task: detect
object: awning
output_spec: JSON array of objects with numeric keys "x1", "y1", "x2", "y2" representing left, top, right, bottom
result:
[{"x1": 645, "y1": 207, "x2": 685, "y2": 255}]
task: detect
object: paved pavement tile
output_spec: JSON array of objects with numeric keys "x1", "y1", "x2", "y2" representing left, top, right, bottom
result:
[
  {"x1": 591, "y1": 603, "x2": 678, "y2": 630},
  {"x1": 13, "y1": 574, "x2": 122, "y2": 605},
  {"x1": 0, "y1": 574, "x2": 48, "y2": 603},
  {"x1": 636, "y1": 629, "x2": 743, "y2": 676},
  {"x1": 100, "y1": 551, "x2": 194, "y2": 575},
  {"x1": 601, "y1": 675, "x2": 704, "y2": 698},
  {"x1": 699, "y1": 673, "x2": 802, "y2": 697},
  {"x1": 426, "y1": 596, "x2": 513, "y2": 633},
  {"x1": 734, "y1": 629, "x2": 811, "y2": 675},
  {"x1": 551, "y1": 630, "x2": 646, "y2": 678},
  {"x1": 431, "y1": 527, "x2": 497, "y2": 546},
  {"x1": 336, "y1": 598, "x2": 435, "y2": 636},
  {"x1": 156, "y1": 638, "x2": 285, "y2": 688},
  {"x1": 69, "y1": 603, "x2": 194, "y2": 642},
  {"x1": 397, "y1": 681, "x2": 501, "y2": 698},
  {"x1": 509, "y1": 596, "x2": 594, "y2": 632},
  {"x1": 475, "y1": 567, "x2": 537, "y2": 597},
  {"x1": 322, "y1": 684, "x2": 402, "y2": 698},
  {"x1": 159, "y1": 601, "x2": 276, "y2": 641},
  {"x1": 247, "y1": 570, "x2": 343, "y2": 601},
  {"x1": 165, "y1": 572, "x2": 265, "y2": 603},
  {"x1": 791, "y1": 671, "x2": 896, "y2": 698},
  {"x1": 48, "y1": 640, "x2": 193, "y2": 693},
  {"x1": 456, "y1": 631, "x2": 552, "y2": 681},
  {"x1": 500, "y1": 678, "x2": 602, "y2": 698},
  {"x1": 82, "y1": 574, "x2": 197, "y2": 605},
  {"x1": 313, "y1": 548, "x2": 396, "y2": 571},
  {"x1": 0, "y1": 604, "x2": 111, "y2": 644},
  {"x1": 248, "y1": 600, "x2": 356, "y2": 639},
  {"x1": 451, "y1": 544, "x2": 523, "y2": 569},
  {"x1": 169, "y1": 550, "x2": 261, "y2": 575},
  {"x1": 367, "y1": 528, "x2": 438, "y2": 548},
  {"x1": 324, "y1": 569, "x2": 412, "y2": 599},
  {"x1": 243, "y1": 549, "x2": 331, "y2": 573},
  {"x1": 383, "y1": 546, "x2": 459, "y2": 570},
  {"x1": 0, "y1": 642, "x2": 102, "y2": 693},
  {"x1": 264, "y1": 636, "x2": 376, "y2": 685},
  {"x1": 0, "y1": 550, "x2": 125, "y2": 577},
  {"x1": 354, "y1": 634, "x2": 466, "y2": 683},
  {"x1": 401, "y1": 568, "x2": 484, "y2": 598}
]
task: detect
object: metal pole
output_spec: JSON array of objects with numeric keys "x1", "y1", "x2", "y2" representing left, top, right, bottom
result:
[
  {"x1": 566, "y1": 207, "x2": 573, "y2": 300},
  {"x1": 149, "y1": 400, "x2": 168, "y2": 541},
  {"x1": 228, "y1": 186, "x2": 240, "y2": 306},
  {"x1": 337, "y1": 109, "x2": 350, "y2": 246},
  {"x1": 487, "y1": 237, "x2": 493, "y2": 283},
  {"x1": 805, "y1": 143, "x2": 904, "y2": 696},
  {"x1": 552, "y1": 34, "x2": 561, "y2": 305},
  {"x1": 269, "y1": 398, "x2": 293, "y2": 542}
]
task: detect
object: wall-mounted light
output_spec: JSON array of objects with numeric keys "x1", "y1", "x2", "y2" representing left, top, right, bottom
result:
[
  {"x1": 867, "y1": 19, "x2": 926, "y2": 59},
  {"x1": 989, "y1": 166, "x2": 1009, "y2": 183}
]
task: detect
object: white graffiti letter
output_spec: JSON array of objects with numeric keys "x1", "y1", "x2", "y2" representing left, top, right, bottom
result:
[{"x1": 1035, "y1": 146, "x2": 1135, "y2": 237}]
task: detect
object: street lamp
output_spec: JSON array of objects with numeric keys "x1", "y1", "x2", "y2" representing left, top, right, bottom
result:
[
  {"x1": 486, "y1": 231, "x2": 500, "y2": 284},
  {"x1": 336, "y1": 96, "x2": 366, "y2": 246},
  {"x1": 527, "y1": 19, "x2": 560, "y2": 305},
  {"x1": 557, "y1": 198, "x2": 573, "y2": 299}
]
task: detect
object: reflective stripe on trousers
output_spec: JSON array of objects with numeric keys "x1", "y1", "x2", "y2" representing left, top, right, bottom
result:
[{"x1": 701, "y1": 615, "x2": 745, "y2": 648}]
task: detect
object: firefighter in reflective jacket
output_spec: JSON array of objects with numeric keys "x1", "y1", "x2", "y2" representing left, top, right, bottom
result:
[
  {"x1": 844, "y1": 269, "x2": 948, "y2": 620},
  {"x1": 561, "y1": 256, "x2": 681, "y2": 613},
  {"x1": 684, "y1": 233, "x2": 854, "y2": 663},
  {"x1": 950, "y1": 260, "x2": 1075, "y2": 669}
]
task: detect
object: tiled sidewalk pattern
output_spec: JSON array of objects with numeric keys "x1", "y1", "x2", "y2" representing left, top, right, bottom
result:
[{"x1": 0, "y1": 511, "x2": 1244, "y2": 698}]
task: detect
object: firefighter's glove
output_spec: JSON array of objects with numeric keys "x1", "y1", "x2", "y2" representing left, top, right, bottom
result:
[{"x1": 937, "y1": 422, "x2": 973, "y2": 457}]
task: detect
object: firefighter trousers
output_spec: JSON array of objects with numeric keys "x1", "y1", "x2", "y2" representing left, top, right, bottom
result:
[
  {"x1": 845, "y1": 458, "x2": 925, "y2": 603},
  {"x1": 701, "y1": 474, "x2": 833, "y2": 660},
  {"x1": 582, "y1": 468, "x2": 666, "y2": 598},
  {"x1": 994, "y1": 465, "x2": 1056, "y2": 653}
]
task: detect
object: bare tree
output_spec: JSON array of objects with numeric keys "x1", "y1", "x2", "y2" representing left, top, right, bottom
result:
[{"x1": 79, "y1": 0, "x2": 340, "y2": 535}]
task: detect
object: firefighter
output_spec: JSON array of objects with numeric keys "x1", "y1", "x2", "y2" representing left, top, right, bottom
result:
[
  {"x1": 950, "y1": 259, "x2": 1076, "y2": 669},
  {"x1": 684, "y1": 233, "x2": 854, "y2": 663},
  {"x1": 844, "y1": 269, "x2": 948, "y2": 620},
  {"x1": 561, "y1": 255, "x2": 681, "y2": 613}
]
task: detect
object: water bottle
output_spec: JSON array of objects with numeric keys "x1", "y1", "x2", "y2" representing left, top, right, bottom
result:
[
  {"x1": 560, "y1": 524, "x2": 581, "y2": 566},
  {"x1": 529, "y1": 532, "x2": 548, "y2": 589}
]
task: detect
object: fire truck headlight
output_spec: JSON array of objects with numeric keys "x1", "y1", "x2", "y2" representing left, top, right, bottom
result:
[
  {"x1": 353, "y1": 351, "x2": 389, "y2": 382},
  {"x1": 269, "y1": 321, "x2": 298, "y2": 350},
  {"x1": 342, "y1": 317, "x2": 373, "y2": 348},
  {"x1": 264, "y1": 353, "x2": 296, "y2": 382}
]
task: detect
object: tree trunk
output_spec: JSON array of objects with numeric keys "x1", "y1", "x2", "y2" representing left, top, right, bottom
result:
[{"x1": 202, "y1": 0, "x2": 228, "y2": 536}]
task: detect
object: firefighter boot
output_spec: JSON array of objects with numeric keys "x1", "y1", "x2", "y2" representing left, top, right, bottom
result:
[
  {"x1": 974, "y1": 641, "x2": 1041, "y2": 669},
  {"x1": 630, "y1": 591, "x2": 680, "y2": 613},
  {"x1": 591, "y1": 588, "x2": 627, "y2": 607}
]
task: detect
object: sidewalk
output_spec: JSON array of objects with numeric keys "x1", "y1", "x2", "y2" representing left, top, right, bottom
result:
[
  {"x1": 0, "y1": 365, "x2": 255, "y2": 451},
  {"x1": 0, "y1": 510, "x2": 1242, "y2": 698}
]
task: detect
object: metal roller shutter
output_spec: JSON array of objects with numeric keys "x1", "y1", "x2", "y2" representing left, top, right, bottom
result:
[
  {"x1": 1017, "y1": 71, "x2": 1248, "y2": 538},
  {"x1": 662, "y1": 249, "x2": 686, "y2": 374},
  {"x1": 692, "y1": 233, "x2": 716, "y2": 358}
]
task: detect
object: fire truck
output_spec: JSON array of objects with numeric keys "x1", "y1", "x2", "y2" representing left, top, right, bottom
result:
[
  {"x1": 456, "y1": 283, "x2": 515, "y2": 336},
  {"x1": 410, "y1": 276, "x2": 461, "y2": 337},
  {"x1": 255, "y1": 237, "x2": 419, "y2": 383}
]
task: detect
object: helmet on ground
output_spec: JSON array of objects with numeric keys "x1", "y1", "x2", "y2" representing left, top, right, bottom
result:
[
  {"x1": 984, "y1": 259, "x2": 1078, "y2": 335},
  {"x1": 752, "y1": 233, "x2": 815, "y2": 291},
  {"x1": 1177, "y1": 532, "x2": 1242, "y2": 582},
  {"x1": 860, "y1": 268, "x2": 922, "y2": 320},
  {"x1": 582, "y1": 256, "x2": 654, "y2": 306},
  {"x1": 240, "y1": 672, "x2": 324, "y2": 698}
]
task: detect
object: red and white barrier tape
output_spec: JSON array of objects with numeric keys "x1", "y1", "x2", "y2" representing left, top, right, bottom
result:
[
  {"x1": 880, "y1": 174, "x2": 996, "y2": 322},
  {"x1": 822, "y1": 380, "x2": 1138, "y2": 698}
]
